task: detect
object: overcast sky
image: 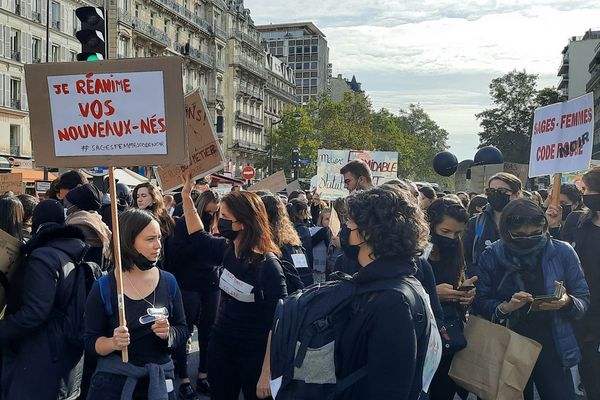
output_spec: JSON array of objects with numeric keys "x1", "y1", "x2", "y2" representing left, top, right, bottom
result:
[{"x1": 246, "y1": 0, "x2": 600, "y2": 161}]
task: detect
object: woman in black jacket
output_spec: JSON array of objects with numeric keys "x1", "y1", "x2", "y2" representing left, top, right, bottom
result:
[
  {"x1": 425, "y1": 198, "x2": 477, "y2": 400},
  {"x1": 337, "y1": 185, "x2": 437, "y2": 399},
  {"x1": 0, "y1": 199, "x2": 86, "y2": 400},
  {"x1": 286, "y1": 199, "x2": 314, "y2": 286},
  {"x1": 167, "y1": 189, "x2": 221, "y2": 399},
  {"x1": 179, "y1": 174, "x2": 287, "y2": 400}
]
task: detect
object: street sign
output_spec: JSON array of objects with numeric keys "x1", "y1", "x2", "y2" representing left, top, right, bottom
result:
[
  {"x1": 242, "y1": 166, "x2": 255, "y2": 180},
  {"x1": 85, "y1": 166, "x2": 109, "y2": 176},
  {"x1": 299, "y1": 159, "x2": 312, "y2": 165}
]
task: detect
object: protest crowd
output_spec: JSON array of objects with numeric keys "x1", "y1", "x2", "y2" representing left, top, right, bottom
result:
[{"x1": 0, "y1": 156, "x2": 599, "y2": 400}]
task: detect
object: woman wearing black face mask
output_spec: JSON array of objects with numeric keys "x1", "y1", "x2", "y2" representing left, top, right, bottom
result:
[
  {"x1": 426, "y1": 198, "x2": 476, "y2": 400},
  {"x1": 166, "y1": 189, "x2": 220, "y2": 399},
  {"x1": 473, "y1": 199, "x2": 589, "y2": 400},
  {"x1": 463, "y1": 172, "x2": 522, "y2": 277},
  {"x1": 545, "y1": 168, "x2": 600, "y2": 398},
  {"x1": 85, "y1": 209, "x2": 188, "y2": 400},
  {"x1": 178, "y1": 174, "x2": 287, "y2": 400}
]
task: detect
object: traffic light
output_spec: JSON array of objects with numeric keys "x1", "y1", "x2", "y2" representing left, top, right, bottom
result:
[
  {"x1": 75, "y1": 7, "x2": 106, "y2": 61},
  {"x1": 291, "y1": 149, "x2": 299, "y2": 169}
]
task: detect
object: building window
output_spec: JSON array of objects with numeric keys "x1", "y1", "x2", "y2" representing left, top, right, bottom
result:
[
  {"x1": 164, "y1": 19, "x2": 169, "y2": 34},
  {"x1": 32, "y1": 0, "x2": 41, "y2": 21},
  {"x1": 51, "y1": 1, "x2": 60, "y2": 29},
  {"x1": 119, "y1": 0, "x2": 128, "y2": 11},
  {"x1": 217, "y1": 46, "x2": 223, "y2": 61},
  {"x1": 51, "y1": 44, "x2": 59, "y2": 62},
  {"x1": 32, "y1": 37, "x2": 41, "y2": 62},
  {"x1": 9, "y1": 79, "x2": 21, "y2": 109},
  {"x1": 10, "y1": 125, "x2": 20, "y2": 155},
  {"x1": 10, "y1": 29, "x2": 21, "y2": 61},
  {"x1": 70, "y1": 51, "x2": 77, "y2": 61},
  {"x1": 119, "y1": 36, "x2": 129, "y2": 57},
  {"x1": 134, "y1": 3, "x2": 140, "y2": 18},
  {"x1": 150, "y1": 12, "x2": 154, "y2": 26}
]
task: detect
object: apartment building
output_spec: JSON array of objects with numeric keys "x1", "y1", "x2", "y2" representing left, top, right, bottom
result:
[
  {"x1": 587, "y1": 41, "x2": 600, "y2": 159},
  {"x1": 257, "y1": 22, "x2": 330, "y2": 105},
  {"x1": 557, "y1": 30, "x2": 600, "y2": 99}
]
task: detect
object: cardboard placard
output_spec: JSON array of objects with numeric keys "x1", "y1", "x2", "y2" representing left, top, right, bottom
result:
[
  {"x1": 155, "y1": 90, "x2": 225, "y2": 192},
  {"x1": 25, "y1": 57, "x2": 187, "y2": 167},
  {"x1": 469, "y1": 163, "x2": 529, "y2": 194},
  {"x1": 317, "y1": 149, "x2": 399, "y2": 200},
  {"x1": 0, "y1": 173, "x2": 23, "y2": 194},
  {"x1": 529, "y1": 93, "x2": 594, "y2": 177},
  {"x1": 247, "y1": 170, "x2": 288, "y2": 193},
  {"x1": 0, "y1": 228, "x2": 22, "y2": 311},
  {"x1": 35, "y1": 180, "x2": 52, "y2": 199},
  {"x1": 285, "y1": 179, "x2": 302, "y2": 194}
]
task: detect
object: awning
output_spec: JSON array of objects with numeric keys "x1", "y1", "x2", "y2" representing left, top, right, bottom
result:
[
  {"x1": 0, "y1": 157, "x2": 10, "y2": 170},
  {"x1": 11, "y1": 168, "x2": 57, "y2": 182}
]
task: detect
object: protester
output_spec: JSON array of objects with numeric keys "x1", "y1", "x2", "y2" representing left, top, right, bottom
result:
[
  {"x1": 46, "y1": 178, "x2": 61, "y2": 200},
  {"x1": 545, "y1": 167, "x2": 600, "y2": 399},
  {"x1": 100, "y1": 182, "x2": 133, "y2": 231},
  {"x1": 0, "y1": 195, "x2": 24, "y2": 242},
  {"x1": 467, "y1": 195, "x2": 488, "y2": 217},
  {"x1": 335, "y1": 184, "x2": 434, "y2": 399},
  {"x1": 167, "y1": 190, "x2": 221, "y2": 399},
  {"x1": 286, "y1": 198, "x2": 314, "y2": 285},
  {"x1": 287, "y1": 190, "x2": 306, "y2": 202},
  {"x1": 84, "y1": 208, "x2": 187, "y2": 400},
  {"x1": 178, "y1": 174, "x2": 287, "y2": 400},
  {"x1": 312, "y1": 207, "x2": 333, "y2": 282},
  {"x1": 57, "y1": 170, "x2": 88, "y2": 201},
  {"x1": 164, "y1": 194, "x2": 175, "y2": 216},
  {"x1": 65, "y1": 183, "x2": 112, "y2": 270},
  {"x1": 463, "y1": 172, "x2": 522, "y2": 276},
  {"x1": 310, "y1": 191, "x2": 326, "y2": 225},
  {"x1": 530, "y1": 191, "x2": 544, "y2": 208},
  {"x1": 419, "y1": 185, "x2": 436, "y2": 210},
  {"x1": 340, "y1": 159, "x2": 373, "y2": 193},
  {"x1": 0, "y1": 199, "x2": 86, "y2": 400},
  {"x1": 16, "y1": 194, "x2": 39, "y2": 241},
  {"x1": 456, "y1": 191, "x2": 470, "y2": 209},
  {"x1": 132, "y1": 182, "x2": 175, "y2": 238},
  {"x1": 473, "y1": 199, "x2": 589, "y2": 400},
  {"x1": 425, "y1": 198, "x2": 476, "y2": 400}
]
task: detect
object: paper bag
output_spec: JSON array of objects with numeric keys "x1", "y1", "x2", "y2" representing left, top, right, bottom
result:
[
  {"x1": 0, "y1": 228, "x2": 22, "y2": 313},
  {"x1": 449, "y1": 316, "x2": 542, "y2": 400}
]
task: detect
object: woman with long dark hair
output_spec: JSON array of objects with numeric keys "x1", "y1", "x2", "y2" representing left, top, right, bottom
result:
[
  {"x1": 167, "y1": 189, "x2": 221, "y2": 399},
  {"x1": 132, "y1": 182, "x2": 175, "y2": 238},
  {"x1": 178, "y1": 174, "x2": 287, "y2": 400},
  {"x1": 474, "y1": 199, "x2": 589, "y2": 400},
  {"x1": 426, "y1": 198, "x2": 476, "y2": 400},
  {"x1": 0, "y1": 195, "x2": 24, "y2": 242},
  {"x1": 84, "y1": 209, "x2": 187, "y2": 400}
]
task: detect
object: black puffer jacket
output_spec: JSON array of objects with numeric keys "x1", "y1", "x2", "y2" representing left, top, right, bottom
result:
[{"x1": 0, "y1": 224, "x2": 89, "y2": 400}]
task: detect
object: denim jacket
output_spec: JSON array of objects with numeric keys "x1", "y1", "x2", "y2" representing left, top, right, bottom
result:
[{"x1": 473, "y1": 238, "x2": 590, "y2": 368}]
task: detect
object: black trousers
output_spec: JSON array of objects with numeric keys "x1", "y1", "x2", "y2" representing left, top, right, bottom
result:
[
  {"x1": 429, "y1": 353, "x2": 468, "y2": 400},
  {"x1": 578, "y1": 340, "x2": 600, "y2": 400},
  {"x1": 523, "y1": 342, "x2": 575, "y2": 400},
  {"x1": 173, "y1": 288, "x2": 219, "y2": 380},
  {"x1": 86, "y1": 372, "x2": 176, "y2": 400},
  {"x1": 207, "y1": 334, "x2": 268, "y2": 400}
]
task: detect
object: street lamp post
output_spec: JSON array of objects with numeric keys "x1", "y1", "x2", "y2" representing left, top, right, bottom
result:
[{"x1": 269, "y1": 117, "x2": 283, "y2": 175}]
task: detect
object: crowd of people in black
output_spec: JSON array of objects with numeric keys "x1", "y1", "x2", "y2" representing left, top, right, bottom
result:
[{"x1": 0, "y1": 160, "x2": 597, "y2": 400}]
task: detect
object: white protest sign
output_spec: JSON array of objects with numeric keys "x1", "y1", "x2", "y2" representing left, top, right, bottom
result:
[
  {"x1": 47, "y1": 71, "x2": 166, "y2": 157},
  {"x1": 529, "y1": 93, "x2": 594, "y2": 177},
  {"x1": 316, "y1": 149, "x2": 398, "y2": 199}
]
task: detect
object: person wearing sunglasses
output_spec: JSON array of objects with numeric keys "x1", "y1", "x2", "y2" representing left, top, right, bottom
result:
[
  {"x1": 473, "y1": 199, "x2": 589, "y2": 400},
  {"x1": 340, "y1": 159, "x2": 374, "y2": 193},
  {"x1": 463, "y1": 172, "x2": 522, "y2": 277}
]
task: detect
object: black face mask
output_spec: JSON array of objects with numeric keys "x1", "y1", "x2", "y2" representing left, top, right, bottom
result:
[
  {"x1": 339, "y1": 225, "x2": 361, "y2": 262},
  {"x1": 132, "y1": 252, "x2": 158, "y2": 271},
  {"x1": 460, "y1": 199, "x2": 469, "y2": 209},
  {"x1": 201, "y1": 212, "x2": 213, "y2": 231},
  {"x1": 431, "y1": 233, "x2": 460, "y2": 255},
  {"x1": 561, "y1": 205, "x2": 573, "y2": 222},
  {"x1": 218, "y1": 218, "x2": 239, "y2": 240},
  {"x1": 488, "y1": 192, "x2": 511, "y2": 212},
  {"x1": 583, "y1": 194, "x2": 600, "y2": 212}
]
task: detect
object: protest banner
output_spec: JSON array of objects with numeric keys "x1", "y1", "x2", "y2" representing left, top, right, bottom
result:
[
  {"x1": 155, "y1": 90, "x2": 225, "y2": 192},
  {"x1": 247, "y1": 170, "x2": 288, "y2": 193},
  {"x1": 25, "y1": 57, "x2": 186, "y2": 168},
  {"x1": 286, "y1": 179, "x2": 302, "y2": 194},
  {"x1": 316, "y1": 149, "x2": 398, "y2": 199},
  {"x1": 529, "y1": 93, "x2": 594, "y2": 178},
  {"x1": 0, "y1": 228, "x2": 22, "y2": 311},
  {"x1": 35, "y1": 180, "x2": 52, "y2": 199},
  {"x1": 0, "y1": 173, "x2": 24, "y2": 194}
]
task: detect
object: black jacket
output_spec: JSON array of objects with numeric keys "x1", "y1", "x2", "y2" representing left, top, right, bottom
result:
[
  {"x1": 0, "y1": 224, "x2": 88, "y2": 400},
  {"x1": 336, "y1": 257, "x2": 430, "y2": 400},
  {"x1": 294, "y1": 223, "x2": 314, "y2": 269},
  {"x1": 463, "y1": 205, "x2": 499, "y2": 277}
]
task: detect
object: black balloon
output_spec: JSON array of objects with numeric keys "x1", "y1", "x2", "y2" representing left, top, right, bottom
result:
[
  {"x1": 433, "y1": 151, "x2": 459, "y2": 177},
  {"x1": 474, "y1": 146, "x2": 504, "y2": 165}
]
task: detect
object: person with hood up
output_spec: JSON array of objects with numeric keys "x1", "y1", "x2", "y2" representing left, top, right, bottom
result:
[{"x1": 0, "y1": 199, "x2": 88, "y2": 400}]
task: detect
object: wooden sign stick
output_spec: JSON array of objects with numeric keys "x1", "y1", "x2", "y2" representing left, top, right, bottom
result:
[
  {"x1": 551, "y1": 173, "x2": 562, "y2": 208},
  {"x1": 108, "y1": 167, "x2": 128, "y2": 363}
]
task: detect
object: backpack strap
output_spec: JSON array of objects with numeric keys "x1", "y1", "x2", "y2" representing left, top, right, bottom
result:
[
  {"x1": 472, "y1": 213, "x2": 484, "y2": 266},
  {"x1": 98, "y1": 274, "x2": 114, "y2": 317},
  {"x1": 163, "y1": 271, "x2": 178, "y2": 312}
]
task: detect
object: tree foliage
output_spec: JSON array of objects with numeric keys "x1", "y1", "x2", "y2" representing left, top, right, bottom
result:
[
  {"x1": 477, "y1": 70, "x2": 566, "y2": 163},
  {"x1": 271, "y1": 92, "x2": 451, "y2": 186}
]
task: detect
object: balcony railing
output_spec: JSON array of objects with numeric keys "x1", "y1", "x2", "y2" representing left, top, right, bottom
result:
[
  {"x1": 266, "y1": 83, "x2": 299, "y2": 105},
  {"x1": 32, "y1": 57, "x2": 41, "y2": 63},
  {"x1": 51, "y1": 20, "x2": 60, "y2": 30},
  {"x1": 14, "y1": 3, "x2": 21, "y2": 15},
  {"x1": 188, "y1": 47, "x2": 213, "y2": 67},
  {"x1": 10, "y1": 51, "x2": 21, "y2": 62},
  {"x1": 215, "y1": 58, "x2": 225, "y2": 72},
  {"x1": 132, "y1": 16, "x2": 171, "y2": 47},
  {"x1": 231, "y1": 139, "x2": 266, "y2": 153},
  {"x1": 118, "y1": 8, "x2": 133, "y2": 25},
  {"x1": 10, "y1": 146, "x2": 20, "y2": 156},
  {"x1": 236, "y1": 84, "x2": 264, "y2": 100},
  {"x1": 235, "y1": 110, "x2": 264, "y2": 127},
  {"x1": 149, "y1": 0, "x2": 212, "y2": 35},
  {"x1": 214, "y1": 26, "x2": 227, "y2": 39},
  {"x1": 31, "y1": 11, "x2": 41, "y2": 21},
  {"x1": 233, "y1": 56, "x2": 266, "y2": 79},
  {"x1": 10, "y1": 99, "x2": 21, "y2": 110}
]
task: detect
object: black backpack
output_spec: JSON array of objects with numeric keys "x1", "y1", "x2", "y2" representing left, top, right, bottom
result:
[
  {"x1": 270, "y1": 272, "x2": 430, "y2": 400},
  {"x1": 268, "y1": 252, "x2": 305, "y2": 295},
  {"x1": 50, "y1": 249, "x2": 103, "y2": 356}
]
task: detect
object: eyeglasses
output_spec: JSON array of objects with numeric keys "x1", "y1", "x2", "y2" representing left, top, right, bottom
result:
[
  {"x1": 485, "y1": 188, "x2": 514, "y2": 196},
  {"x1": 509, "y1": 231, "x2": 544, "y2": 240},
  {"x1": 505, "y1": 215, "x2": 546, "y2": 227}
]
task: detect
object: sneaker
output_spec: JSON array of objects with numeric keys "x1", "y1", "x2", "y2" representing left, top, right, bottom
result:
[
  {"x1": 196, "y1": 378, "x2": 211, "y2": 396},
  {"x1": 178, "y1": 382, "x2": 199, "y2": 400}
]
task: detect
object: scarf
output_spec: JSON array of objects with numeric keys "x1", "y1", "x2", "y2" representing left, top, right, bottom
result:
[{"x1": 66, "y1": 210, "x2": 112, "y2": 257}]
